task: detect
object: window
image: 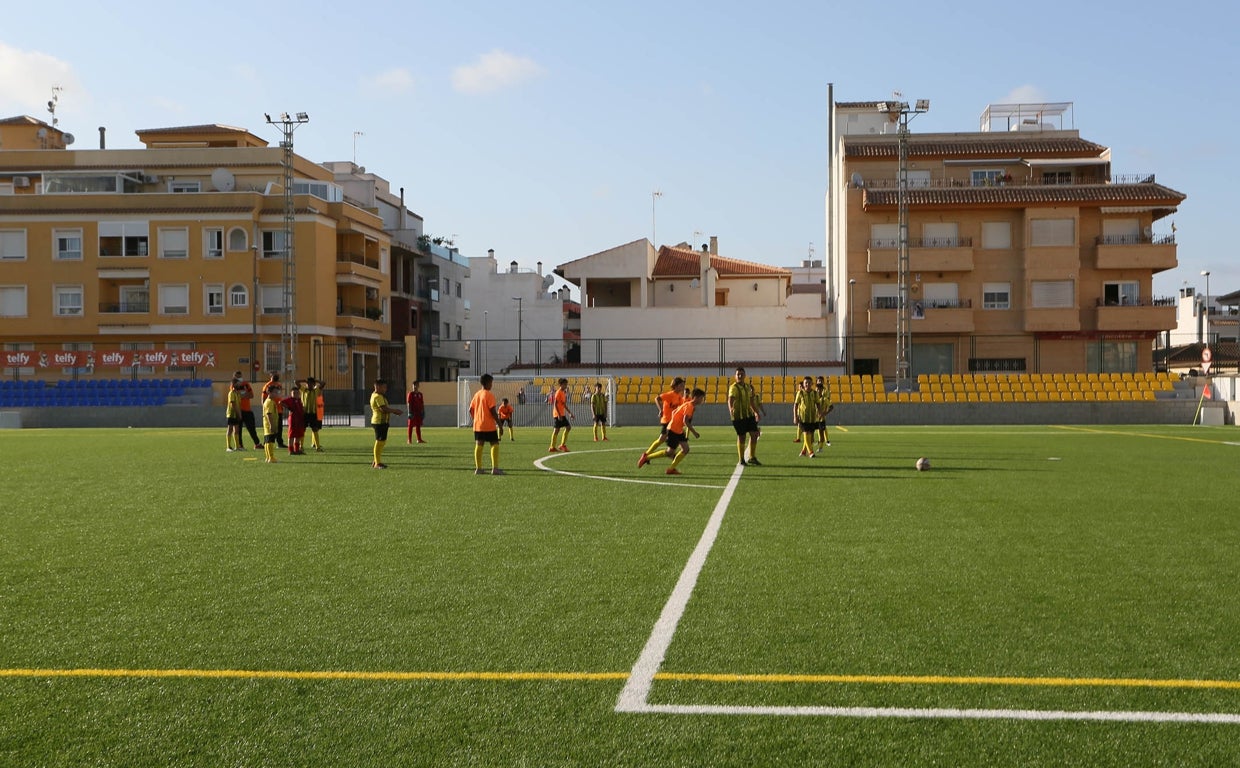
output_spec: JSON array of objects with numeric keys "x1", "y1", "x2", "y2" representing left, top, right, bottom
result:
[
  {"x1": 229, "y1": 283, "x2": 249, "y2": 308},
  {"x1": 982, "y1": 282, "x2": 1011, "y2": 310},
  {"x1": 869, "y1": 224, "x2": 899, "y2": 249},
  {"x1": 54, "y1": 229, "x2": 83, "y2": 260},
  {"x1": 0, "y1": 285, "x2": 27, "y2": 316},
  {"x1": 1031, "y1": 280, "x2": 1074, "y2": 309},
  {"x1": 1030, "y1": 218, "x2": 1075, "y2": 247},
  {"x1": 121, "y1": 342, "x2": 154, "y2": 375},
  {"x1": 1042, "y1": 171, "x2": 1072, "y2": 185},
  {"x1": 456, "y1": 282, "x2": 462, "y2": 298},
  {"x1": 903, "y1": 170, "x2": 931, "y2": 189},
  {"x1": 158, "y1": 228, "x2": 189, "y2": 259},
  {"x1": 1102, "y1": 282, "x2": 1140, "y2": 306},
  {"x1": 159, "y1": 284, "x2": 189, "y2": 315},
  {"x1": 1088, "y1": 342, "x2": 1137, "y2": 374},
  {"x1": 54, "y1": 285, "x2": 84, "y2": 316},
  {"x1": 227, "y1": 228, "x2": 248, "y2": 252},
  {"x1": 205, "y1": 284, "x2": 225, "y2": 315},
  {"x1": 442, "y1": 277, "x2": 451, "y2": 294},
  {"x1": 922, "y1": 223, "x2": 959, "y2": 248},
  {"x1": 261, "y1": 230, "x2": 286, "y2": 258},
  {"x1": 1101, "y1": 219, "x2": 1141, "y2": 245},
  {"x1": 169, "y1": 180, "x2": 201, "y2": 193},
  {"x1": 260, "y1": 285, "x2": 285, "y2": 315},
  {"x1": 204, "y1": 228, "x2": 224, "y2": 259},
  {"x1": 0, "y1": 229, "x2": 27, "y2": 261},
  {"x1": 971, "y1": 169, "x2": 1004, "y2": 187},
  {"x1": 871, "y1": 283, "x2": 899, "y2": 310},
  {"x1": 981, "y1": 222, "x2": 1011, "y2": 250},
  {"x1": 3, "y1": 342, "x2": 35, "y2": 376},
  {"x1": 336, "y1": 344, "x2": 349, "y2": 373},
  {"x1": 456, "y1": 324, "x2": 462, "y2": 341},
  {"x1": 61, "y1": 342, "x2": 92, "y2": 376},
  {"x1": 99, "y1": 221, "x2": 149, "y2": 257},
  {"x1": 264, "y1": 342, "x2": 284, "y2": 375},
  {"x1": 118, "y1": 285, "x2": 149, "y2": 313}
]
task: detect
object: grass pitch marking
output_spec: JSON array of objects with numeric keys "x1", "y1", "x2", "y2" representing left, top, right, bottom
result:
[
  {"x1": 613, "y1": 455, "x2": 1240, "y2": 724},
  {"x1": 534, "y1": 448, "x2": 726, "y2": 490}
]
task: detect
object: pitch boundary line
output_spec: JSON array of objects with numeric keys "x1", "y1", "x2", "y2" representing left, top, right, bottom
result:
[{"x1": 612, "y1": 457, "x2": 1240, "y2": 724}]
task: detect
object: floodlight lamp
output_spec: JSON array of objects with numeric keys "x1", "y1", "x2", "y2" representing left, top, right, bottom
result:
[
  {"x1": 915, "y1": 99, "x2": 930, "y2": 112},
  {"x1": 280, "y1": 112, "x2": 290, "y2": 121},
  {"x1": 876, "y1": 102, "x2": 887, "y2": 113},
  {"x1": 1202, "y1": 270, "x2": 1211, "y2": 277},
  {"x1": 264, "y1": 113, "x2": 272, "y2": 122},
  {"x1": 296, "y1": 112, "x2": 309, "y2": 121}
]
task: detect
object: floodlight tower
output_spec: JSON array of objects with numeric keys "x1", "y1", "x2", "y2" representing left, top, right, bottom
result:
[
  {"x1": 265, "y1": 111, "x2": 309, "y2": 375},
  {"x1": 877, "y1": 97, "x2": 929, "y2": 392}
]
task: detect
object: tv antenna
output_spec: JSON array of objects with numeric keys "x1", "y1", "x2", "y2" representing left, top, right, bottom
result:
[
  {"x1": 47, "y1": 85, "x2": 63, "y2": 128},
  {"x1": 353, "y1": 131, "x2": 364, "y2": 164}
]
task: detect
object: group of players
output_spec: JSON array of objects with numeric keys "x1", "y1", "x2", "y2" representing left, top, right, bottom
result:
[
  {"x1": 225, "y1": 371, "x2": 325, "y2": 464},
  {"x1": 636, "y1": 367, "x2": 835, "y2": 474}
]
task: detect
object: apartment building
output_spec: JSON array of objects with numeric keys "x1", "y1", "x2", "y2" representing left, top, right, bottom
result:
[
  {"x1": 0, "y1": 119, "x2": 392, "y2": 386},
  {"x1": 828, "y1": 100, "x2": 1186, "y2": 376}
]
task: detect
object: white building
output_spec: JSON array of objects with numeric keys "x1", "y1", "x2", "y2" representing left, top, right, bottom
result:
[{"x1": 465, "y1": 251, "x2": 570, "y2": 374}]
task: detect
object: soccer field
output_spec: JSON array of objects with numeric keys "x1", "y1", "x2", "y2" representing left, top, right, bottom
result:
[{"x1": 1, "y1": 424, "x2": 1238, "y2": 766}]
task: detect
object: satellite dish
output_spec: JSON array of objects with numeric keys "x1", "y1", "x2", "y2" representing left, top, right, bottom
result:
[
  {"x1": 850, "y1": 172, "x2": 865, "y2": 188},
  {"x1": 62, "y1": 133, "x2": 75, "y2": 145},
  {"x1": 36, "y1": 128, "x2": 48, "y2": 138},
  {"x1": 541, "y1": 274, "x2": 555, "y2": 290},
  {"x1": 210, "y1": 168, "x2": 235, "y2": 192}
]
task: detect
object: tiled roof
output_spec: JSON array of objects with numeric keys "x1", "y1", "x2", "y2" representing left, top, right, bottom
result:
[
  {"x1": 845, "y1": 135, "x2": 1107, "y2": 159},
  {"x1": 136, "y1": 124, "x2": 251, "y2": 134},
  {"x1": 0, "y1": 115, "x2": 52, "y2": 126},
  {"x1": 862, "y1": 182, "x2": 1186, "y2": 209},
  {"x1": 652, "y1": 246, "x2": 790, "y2": 278}
]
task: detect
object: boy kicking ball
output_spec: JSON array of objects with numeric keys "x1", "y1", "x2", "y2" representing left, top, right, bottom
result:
[{"x1": 638, "y1": 388, "x2": 704, "y2": 475}]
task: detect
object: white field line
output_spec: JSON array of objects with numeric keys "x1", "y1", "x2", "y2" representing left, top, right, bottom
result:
[
  {"x1": 534, "y1": 448, "x2": 726, "y2": 490},
  {"x1": 615, "y1": 459, "x2": 1240, "y2": 724},
  {"x1": 615, "y1": 462, "x2": 745, "y2": 711}
]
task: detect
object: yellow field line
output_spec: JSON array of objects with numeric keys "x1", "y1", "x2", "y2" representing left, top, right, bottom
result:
[
  {"x1": 3, "y1": 668, "x2": 1238, "y2": 690},
  {"x1": 1052, "y1": 424, "x2": 1232, "y2": 445}
]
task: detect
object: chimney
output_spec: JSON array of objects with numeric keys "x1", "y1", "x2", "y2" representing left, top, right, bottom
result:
[
  {"x1": 98, "y1": 126, "x2": 106, "y2": 149},
  {"x1": 709, "y1": 236, "x2": 718, "y2": 255},
  {"x1": 509, "y1": 260, "x2": 519, "y2": 274},
  {"x1": 536, "y1": 261, "x2": 543, "y2": 275},
  {"x1": 488, "y1": 248, "x2": 495, "y2": 260},
  {"x1": 399, "y1": 187, "x2": 405, "y2": 228}
]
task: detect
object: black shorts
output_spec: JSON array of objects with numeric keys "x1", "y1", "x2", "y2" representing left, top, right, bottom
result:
[
  {"x1": 498, "y1": 418, "x2": 513, "y2": 429},
  {"x1": 227, "y1": 416, "x2": 242, "y2": 426},
  {"x1": 666, "y1": 430, "x2": 689, "y2": 451},
  {"x1": 263, "y1": 433, "x2": 279, "y2": 444},
  {"x1": 474, "y1": 430, "x2": 499, "y2": 444},
  {"x1": 372, "y1": 423, "x2": 390, "y2": 442},
  {"x1": 593, "y1": 414, "x2": 607, "y2": 425},
  {"x1": 553, "y1": 416, "x2": 571, "y2": 429},
  {"x1": 305, "y1": 416, "x2": 322, "y2": 431},
  {"x1": 732, "y1": 416, "x2": 758, "y2": 436}
]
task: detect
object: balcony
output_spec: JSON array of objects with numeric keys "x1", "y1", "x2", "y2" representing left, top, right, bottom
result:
[
  {"x1": 99, "y1": 301, "x2": 150, "y2": 314},
  {"x1": 1095, "y1": 234, "x2": 1177, "y2": 272},
  {"x1": 865, "y1": 299, "x2": 974, "y2": 334},
  {"x1": 1023, "y1": 308, "x2": 1080, "y2": 333},
  {"x1": 335, "y1": 304, "x2": 384, "y2": 333},
  {"x1": 867, "y1": 237, "x2": 974, "y2": 273},
  {"x1": 1094, "y1": 296, "x2": 1176, "y2": 332}
]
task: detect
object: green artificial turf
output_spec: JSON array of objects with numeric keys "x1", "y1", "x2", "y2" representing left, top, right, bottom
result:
[{"x1": 1, "y1": 424, "x2": 1237, "y2": 766}]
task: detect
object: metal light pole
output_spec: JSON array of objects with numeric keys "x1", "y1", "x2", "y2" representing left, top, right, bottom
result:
[
  {"x1": 848, "y1": 278, "x2": 857, "y2": 374},
  {"x1": 1201, "y1": 270, "x2": 1211, "y2": 345},
  {"x1": 878, "y1": 98, "x2": 929, "y2": 392},
  {"x1": 512, "y1": 296, "x2": 523, "y2": 364},
  {"x1": 483, "y1": 310, "x2": 489, "y2": 374},
  {"x1": 264, "y1": 111, "x2": 309, "y2": 375},
  {"x1": 651, "y1": 189, "x2": 662, "y2": 246}
]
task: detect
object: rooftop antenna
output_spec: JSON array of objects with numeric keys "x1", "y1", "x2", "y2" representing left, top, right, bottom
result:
[
  {"x1": 47, "y1": 85, "x2": 63, "y2": 129},
  {"x1": 353, "y1": 131, "x2": 364, "y2": 164}
]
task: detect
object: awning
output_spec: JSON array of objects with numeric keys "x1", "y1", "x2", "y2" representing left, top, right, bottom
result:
[{"x1": 1022, "y1": 157, "x2": 1109, "y2": 166}]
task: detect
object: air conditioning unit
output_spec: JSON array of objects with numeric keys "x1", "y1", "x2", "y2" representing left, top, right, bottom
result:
[
  {"x1": 13, "y1": 176, "x2": 30, "y2": 188},
  {"x1": 143, "y1": 174, "x2": 161, "y2": 184}
]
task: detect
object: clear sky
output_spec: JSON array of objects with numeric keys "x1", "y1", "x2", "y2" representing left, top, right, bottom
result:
[{"x1": 2, "y1": 0, "x2": 1234, "y2": 301}]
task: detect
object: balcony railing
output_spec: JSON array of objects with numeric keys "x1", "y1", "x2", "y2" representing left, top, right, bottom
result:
[
  {"x1": 1095, "y1": 234, "x2": 1176, "y2": 246},
  {"x1": 1094, "y1": 296, "x2": 1176, "y2": 308},
  {"x1": 99, "y1": 302, "x2": 149, "y2": 314},
  {"x1": 859, "y1": 173, "x2": 1155, "y2": 190},
  {"x1": 337, "y1": 251, "x2": 380, "y2": 270},
  {"x1": 869, "y1": 298, "x2": 972, "y2": 310}
]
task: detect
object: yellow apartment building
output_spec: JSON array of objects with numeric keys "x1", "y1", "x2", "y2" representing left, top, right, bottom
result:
[
  {"x1": 829, "y1": 100, "x2": 1186, "y2": 376},
  {"x1": 0, "y1": 118, "x2": 392, "y2": 386}
]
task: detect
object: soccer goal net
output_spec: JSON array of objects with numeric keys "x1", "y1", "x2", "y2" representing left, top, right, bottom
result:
[{"x1": 456, "y1": 375, "x2": 616, "y2": 429}]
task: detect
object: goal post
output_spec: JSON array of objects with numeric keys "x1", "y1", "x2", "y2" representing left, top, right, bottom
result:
[{"x1": 456, "y1": 374, "x2": 616, "y2": 429}]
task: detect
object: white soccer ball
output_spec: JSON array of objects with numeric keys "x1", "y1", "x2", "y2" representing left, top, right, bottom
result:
[{"x1": 916, "y1": 457, "x2": 930, "y2": 471}]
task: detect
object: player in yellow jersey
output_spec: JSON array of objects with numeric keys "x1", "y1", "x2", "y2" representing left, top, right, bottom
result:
[
  {"x1": 590, "y1": 382, "x2": 609, "y2": 442},
  {"x1": 814, "y1": 375, "x2": 833, "y2": 451},
  {"x1": 225, "y1": 378, "x2": 244, "y2": 452},
  {"x1": 369, "y1": 379, "x2": 403, "y2": 469},
  {"x1": 261, "y1": 382, "x2": 281, "y2": 463},
  {"x1": 727, "y1": 367, "x2": 764, "y2": 466},
  {"x1": 794, "y1": 376, "x2": 820, "y2": 457}
]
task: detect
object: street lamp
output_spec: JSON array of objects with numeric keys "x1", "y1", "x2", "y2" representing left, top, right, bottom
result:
[
  {"x1": 512, "y1": 296, "x2": 523, "y2": 364},
  {"x1": 848, "y1": 278, "x2": 857, "y2": 374},
  {"x1": 651, "y1": 189, "x2": 662, "y2": 246},
  {"x1": 1201, "y1": 270, "x2": 1211, "y2": 345}
]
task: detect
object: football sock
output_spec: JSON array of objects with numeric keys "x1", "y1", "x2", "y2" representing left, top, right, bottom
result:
[
  {"x1": 374, "y1": 440, "x2": 385, "y2": 466},
  {"x1": 490, "y1": 444, "x2": 500, "y2": 469},
  {"x1": 645, "y1": 436, "x2": 665, "y2": 456},
  {"x1": 474, "y1": 444, "x2": 484, "y2": 470},
  {"x1": 802, "y1": 434, "x2": 815, "y2": 455},
  {"x1": 264, "y1": 443, "x2": 274, "y2": 462},
  {"x1": 669, "y1": 451, "x2": 686, "y2": 470}
]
